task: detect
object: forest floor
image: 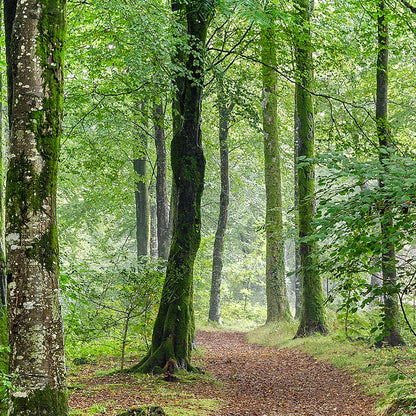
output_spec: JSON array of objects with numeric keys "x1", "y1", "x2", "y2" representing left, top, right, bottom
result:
[{"x1": 69, "y1": 330, "x2": 377, "y2": 416}]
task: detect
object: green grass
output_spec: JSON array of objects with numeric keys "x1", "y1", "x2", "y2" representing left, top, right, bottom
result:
[{"x1": 246, "y1": 320, "x2": 416, "y2": 415}]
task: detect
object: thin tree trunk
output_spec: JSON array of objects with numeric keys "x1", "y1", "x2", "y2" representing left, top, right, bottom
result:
[
  {"x1": 121, "y1": 310, "x2": 132, "y2": 372},
  {"x1": 294, "y1": 105, "x2": 302, "y2": 319},
  {"x1": 376, "y1": 0, "x2": 404, "y2": 346},
  {"x1": 153, "y1": 101, "x2": 170, "y2": 260},
  {"x1": 208, "y1": 74, "x2": 232, "y2": 324},
  {"x1": 134, "y1": 103, "x2": 150, "y2": 258},
  {"x1": 294, "y1": 0, "x2": 327, "y2": 336},
  {"x1": 0, "y1": 70, "x2": 6, "y2": 310},
  {"x1": 261, "y1": 23, "x2": 291, "y2": 322},
  {"x1": 130, "y1": 0, "x2": 212, "y2": 373},
  {"x1": 4, "y1": 0, "x2": 68, "y2": 413},
  {"x1": 150, "y1": 201, "x2": 158, "y2": 258}
]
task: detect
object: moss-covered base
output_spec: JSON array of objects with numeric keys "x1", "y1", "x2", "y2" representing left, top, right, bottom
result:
[
  {"x1": 295, "y1": 321, "x2": 328, "y2": 338},
  {"x1": 8, "y1": 386, "x2": 68, "y2": 416}
]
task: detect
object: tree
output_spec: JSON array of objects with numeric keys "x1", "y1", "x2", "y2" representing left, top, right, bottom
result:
[
  {"x1": 208, "y1": 73, "x2": 233, "y2": 324},
  {"x1": 134, "y1": 103, "x2": 150, "y2": 258},
  {"x1": 376, "y1": 0, "x2": 404, "y2": 346},
  {"x1": 293, "y1": 0, "x2": 327, "y2": 336},
  {"x1": 4, "y1": 0, "x2": 68, "y2": 413},
  {"x1": 130, "y1": 0, "x2": 213, "y2": 372},
  {"x1": 153, "y1": 101, "x2": 171, "y2": 260},
  {"x1": 261, "y1": 15, "x2": 291, "y2": 322}
]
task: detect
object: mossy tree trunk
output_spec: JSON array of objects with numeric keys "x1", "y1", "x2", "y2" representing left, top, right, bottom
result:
[
  {"x1": 376, "y1": 0, "x2": 404, "y2": 346},
  {"x1": 208, "y1": 73, "x2": 233, "y2": 324},
  {"x1": 153, "y1": 101, "x2": 170, "y2": 260},
  {"x1": 130, "y1": 0, "x2": 212, "y2": 373},
  {"x1": 0, "y1": 70, "x2": 6, "y2": 310},
  {"x1": 294, "y1": 0, "x2": 327, "y2": 337},
  {"x1": 261, "y1": 23, "x2": 291, "y2": 323},
  {"x1": 294, "y1": 105, "x2": 302, "y2": 320},
  {"x1": 4, "y1": 0, "x2": 68, "y2": 414},
  {"x1": 134, "y1": 103, "x2": 150, "y2": 258}
]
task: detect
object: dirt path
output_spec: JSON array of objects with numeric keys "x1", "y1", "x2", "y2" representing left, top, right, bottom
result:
[
  {"x1": 196, "y1": 331, "x2": 376, "y2": 416},
  {"x1": 69, "y1": 331, "x2": 376, "y2": 415}
]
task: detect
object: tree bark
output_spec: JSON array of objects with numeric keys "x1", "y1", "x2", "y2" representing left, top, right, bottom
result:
[
  {"x1": 4, "y1": 0, "x2": 68, "y2": 413},
  {"x1": 0, "y1": 70, "x2": 6, "y2": 310},
  {"x1": 130, "y1": 0, "x2": 212, "y2": 373},
  {"x1": 294, "y1": 105, "x2": 302, "y2": 319},
  {"x1": 376, "y1": 0, "x2": 404, "y2": 346},
  {"x1": 261, "y1": 23, "x2": 291, "y2": 322},
  {"x1": 134, "y1": 103, "x2": 150, "y2": 258},
  {"x1": 208, "y1": 74, "x2": 232, "y2": 324},
  {"x1": 153, "y1": 101, "x2": 170, "y2": 260},
  {"x1": 294, "y1": 0, "x2": 327, "y2": 336}
]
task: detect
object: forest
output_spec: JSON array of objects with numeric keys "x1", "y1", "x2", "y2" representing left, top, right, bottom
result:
[{"x1": 1, "y1": 0, "x2": 416, "y2": 414}]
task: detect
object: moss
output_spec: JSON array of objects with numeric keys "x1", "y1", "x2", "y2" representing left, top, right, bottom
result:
[{"x1": 9, "y1": 386, "x2": 68, "y2": 416}]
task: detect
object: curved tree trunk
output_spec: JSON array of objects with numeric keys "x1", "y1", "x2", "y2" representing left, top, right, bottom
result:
[
  {"x1": 208, "y1": 74, "x2": 232, "y2": 324},
  {"x1": 130, "y1": 0, "x2": 212, "y2": 373},
  {"x1": 376, "y1": 0, "x2": 404, "y2": 346},
  {"x1": 261, "y1": 23, "x2": 291, "y2": 323},
  {"x1": 154, "y1": 101, "x2": 170, "y2": 260},
  {"x1": 4, "y1": 0, "x2": 68, "y2": 413},
  {"x1": 294, "y1": 0, "x2": 327, "y2": 337}
]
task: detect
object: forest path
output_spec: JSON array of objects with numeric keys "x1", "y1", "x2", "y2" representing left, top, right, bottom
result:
[
  {"x1": 69, "y1": 330, "x2": 376, "y2": 415},
  {"x1": 195, "y1": 330, "x2": 376, "y2": 416}
]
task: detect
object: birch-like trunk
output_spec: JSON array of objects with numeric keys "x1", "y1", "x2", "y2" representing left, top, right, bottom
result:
[{"x1": 4, "y1": 0, "x2": 68, "y2": 413}]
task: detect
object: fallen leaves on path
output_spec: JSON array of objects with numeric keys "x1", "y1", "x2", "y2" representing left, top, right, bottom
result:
[
  {"x1": 196, "y1": 331, "x2": 376, "y2": 416},
  {"x1": 69, "y1": 330, "x2": 376, "y2": 415}
]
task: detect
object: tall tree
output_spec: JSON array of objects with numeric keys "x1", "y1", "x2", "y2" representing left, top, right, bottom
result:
[
  {"x1": 208, "y1": 73, "x2": 233, "y2": 324},
  {"x1": 134, "y1": 103, "x2": 150, "y2": 258},
  {"x1": 376, "y1": 0, "x2": 404, "y2": 346},
  {"x1": 294, "y1": 105, "x2": 302, "y2": 319},
  {"x1": 294, "y1": 0, "x2": 327, "y2": 336},
  {"x1": 153, "y1": 101, "x2": 170, "y2": 260},
  {"x1": 4, "y1": 0, "x2": 68, "y2": 413},
  {"x1": 261, "y1": 18, "x2": 291, "y2": 322},
  {"x1": 130, "y1": 0, "x2": 213, "y2": 372}
]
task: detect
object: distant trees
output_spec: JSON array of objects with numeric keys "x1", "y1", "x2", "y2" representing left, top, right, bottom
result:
[{"x1": 4, "y1": 0, "x2": 68, "y2": 413}]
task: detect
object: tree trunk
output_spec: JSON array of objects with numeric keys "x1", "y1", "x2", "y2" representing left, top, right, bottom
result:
[
  {"x1": 261, "y1": 24, "x2": 291, "y2": 323},
  {"x1": 153, "y1": 101, "x2": 170, "y2": 260},
  {"x1": 294, "y1": 104, "x2": 302, "y2": 319},
  {"x1": 208, "y1": 74, "x2": 232, "y2": 324},
  {"x1": 0, "y1": 70, "x2": 6, "y2": 310},
  {"x1": 134, "y1": 103, "x2": 150, "y2": 258},
  {"x1": 294, "y1": 0, "x2": 327, "y2": 337},
  {"x1": 376, "y1": 0, "x2": 404, "y2": 346},
  {"x1": 130, "y1": 0, "x2": 212, "y2": 373},
  {"x1": 4, "y1": 0, "x2": 68, "y2": 413}
]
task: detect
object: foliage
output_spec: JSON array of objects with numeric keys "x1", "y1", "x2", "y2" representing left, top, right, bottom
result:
[{"x1": 62, "y1": 258, "x2": 165, "y2": 364}]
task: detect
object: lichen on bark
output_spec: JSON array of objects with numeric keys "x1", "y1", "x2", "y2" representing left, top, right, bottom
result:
[{"x1": 5, "y1": 0, "x2": 68, "y2": 413}]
